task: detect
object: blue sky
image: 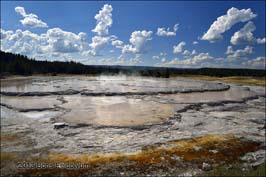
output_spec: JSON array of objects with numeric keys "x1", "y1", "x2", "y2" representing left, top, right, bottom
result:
[{"x1": 1, "y1": 1, "x2": 265, "y2": 69}]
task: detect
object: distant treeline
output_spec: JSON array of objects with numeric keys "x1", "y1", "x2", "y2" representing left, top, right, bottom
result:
[{"x1": 0, "y1": 51, "x2": 265, "y2": 78}]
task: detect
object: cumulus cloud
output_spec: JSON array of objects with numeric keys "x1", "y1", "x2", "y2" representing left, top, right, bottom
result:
[
  {"x1": 201, "y1": 7, "x2": 256, "y2": 42},
  {"x1": 92, "y1": 4, "x2": 113, "y2": 36},
  {"x1": 225, "y1": 46, "x2": 234, "y2": 54},
  {"x1": 193, "y1": 41, "x2": 198, "y2": 45},
  {"x1": 182, "y1": 49, "x2": 197, "y2": 57},
  {"x1": 129, "y1": 54, "x2": 143, "y2": 65},
  {"x1": 0, "y1": 29, "x2": 13, "y2": 40},
  {"x1": 156, "y1": 28, "x2": 175, "y2": 36},
  {"x1": 230, "y1": 21, "x2": 257, "y2": 45},
  {"x1": 179, "y1": 53, "x2": 213, "y2": 65},
  {"x1": 111, "y1": 39, "x2": 124, "y2": 48},
  {"x1": 1, "y1": 28, "x2": 88, "y2": 57},
  {"x1": 116, "y1": 53, "x2": 143, "y2": 65},
  {"x1": 173, "y1": 24, "x2": 179, "y2": 32},
  {"x1": 122, "y1": 45, "x2": 138, "y2": 54},
  {"x1": 225, "y1": 45, "x2": 253, "y2": 61},
  {"x1": 242, "y1": 57, "x2": 265, "y2": 69},
  {"x1": 257, "y1": 38, "x2": 266, "y2": 44},
  {"x1": 183, "y1": 50, "x2": 190, "y2": 55},
  {"x1": 161, "y1": 53, "x2": 213, "y2": 67},
  {"x1": 85, "y1": 4, "x2": 118, "y2": 56},
  {"x1": 122, "y1": 30, "x2": 153, "y2": 54},
  {"x1": 231, "y1": 21, "x2": 266, "y2": 45},
  {"x1": 173, "y1": 41, "x2": 186, "y2": 54},
  {"x1": 46, "y1": 28, "x2": 88, "y2": 53},
  {"x1": 1, "y1": 28, "x2": 45, "y2": 55},
  {"x1": 84, "y1": 35, "x2": 116, "y2": 56},
  {"x1": 152, "y1": 52, "x2": 167, "y2": 62},
  {"x1": 156, "y1": 23, "x2": 179, "y2": 36},
  {"x1": 15, "y1": 6, "x2": 48, "y2": 28},
  {"x1": 191, "y1": 50, "x2": 197, "y2": 55}
]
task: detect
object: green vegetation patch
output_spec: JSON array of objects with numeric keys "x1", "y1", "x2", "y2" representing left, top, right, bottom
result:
[{"x1": 204, "y1": 162, "x2": 266, "y2": 177}]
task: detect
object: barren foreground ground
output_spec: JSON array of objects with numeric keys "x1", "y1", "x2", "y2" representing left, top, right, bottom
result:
[{"x1": 0, "y1": 75, "x2": 265, "y2": 176}]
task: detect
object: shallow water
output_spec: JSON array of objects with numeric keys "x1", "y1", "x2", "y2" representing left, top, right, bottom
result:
[
  {"x1": 60, "y1": 96, "x2": 178, "y2": 126},
  {"x1": 0, "y1": 76, "x2": 259, "y2": 127},
  {"x1": 0, "y1": 75, "x2": 227, "y2": 94},
  {"x1": 0, "y1": 76, "x2": 265, "y2": 160},
  {"x1": 160, "y1": 86, "x2": 256, "y2": 104},
  {"x1": 0, "y1": 96, "x2": 60, "y2": 110}
]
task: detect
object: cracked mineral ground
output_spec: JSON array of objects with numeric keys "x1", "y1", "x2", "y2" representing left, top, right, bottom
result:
[{"x1": 0, "y1": 75, "x2": 265, "y2": 176}]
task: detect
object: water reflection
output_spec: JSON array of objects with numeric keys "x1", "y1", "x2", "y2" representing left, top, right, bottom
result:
[
  {"x1": 1, "y1": 75, "x2": 219, "y2": 93},
  {"x1": 60, "y1": 96, "x2": 176, "y2": 126}
]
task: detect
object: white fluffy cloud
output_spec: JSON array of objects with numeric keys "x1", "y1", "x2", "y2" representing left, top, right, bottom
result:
[
  {"x1": 183, "y1": 49, "x2": 197, "y2": 56},
  {"x1": 230, "y1": 21, "x2": 256, "y2": 45},
  {"x1": 85, "y1": 4, "x2": 119, "y2": 56},
  {"x1": 1, "y1": 28, "x2": 88, "y2": 56},
  {"x1": 161, "y1": 53, "x2": 213, "y2": 66},
  {"x1": 201, "y1": 7, "x2": 256, "y2": 42},
  {"x1": 183, "y1": 50, "x2": 190, "y2": 55},
  {"x1": 129, "y1": 54, "x2": 143, "y2": 65},
  {"x1": 84, "y1": 35, "x2": 117, "y2": 56},
  {"x1": 3, "y1": 7, "x2": 96, "y2": 59},
  {"x1": 193, "y1": 41, "x2": 198, "y2": 45},
  {"x1": 157, "y1": 28, "x2": 175, "y2": 36},
  {"x1": 173, "y1": 41, "x2": 186, "y2": 54},
  {"x1": 242, "y1": 57, "x2": 265, "y2": 69},
  {"x1": 122, "y1": 30, "x2": 153, "y2": 54},
  {"x1": 0, "y1": 29, "x2": 13, "y2": 40},
  {"x1": 191, "y1": 50, "x2": 197, "y2": 55},
  {"x1": 152, "y1": 52, "x2": 167, "y2": 62},
  {"x1": 116, "y1": 53, "x2": 143, "y2": 65},
  {"x1": 179, "y1": 53, "x2": 213, "y2": 65},
  {"x1": 173, "y1": 24, "x2": 179, "y2": 32},
  {"x1": 182, "y1": 49, "x2": 197, "y2": 56},
  {"x1": 156, "y1": 23, "x2": 179, "y2": 36},
  {"x1": 1, "y1": 29, "x2": 45, "y2": 55},
  {"x1": 15, "y1": 6, "x2": 48, "y2": 28},
  {"x1": 111, "y1": 39, "x2": 124, "y2": 48},
  {"x1": 231, "y1": 21, "x2": 266, "y2": 45},
  {"x1": 122, "y1": 45, "x2": 138, "y2": 54},
  {"x1": 225, "y1": 45, "x2": 253, "y2": 61},
  {"x1": 257, "y1": 38, "x2": 266, "y2": 44},
  {"x1": 225, "y1": 46, "x2": 234, "y2": 55},
  {"x1": 92, "y1": 4, "x2": 113, "y2": 36},
  {"x1": 46, "y1": 28, "x2": 88, "y2": 53}
]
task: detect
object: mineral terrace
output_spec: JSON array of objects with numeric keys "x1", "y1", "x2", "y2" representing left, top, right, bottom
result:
[{"x1": 1, "y1": 75, "x2": 265, "y2": 176}]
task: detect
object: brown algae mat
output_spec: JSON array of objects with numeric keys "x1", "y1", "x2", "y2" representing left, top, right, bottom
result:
[{"x1": 1, "y1": 134, "x2": 261, "y2": 176}]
